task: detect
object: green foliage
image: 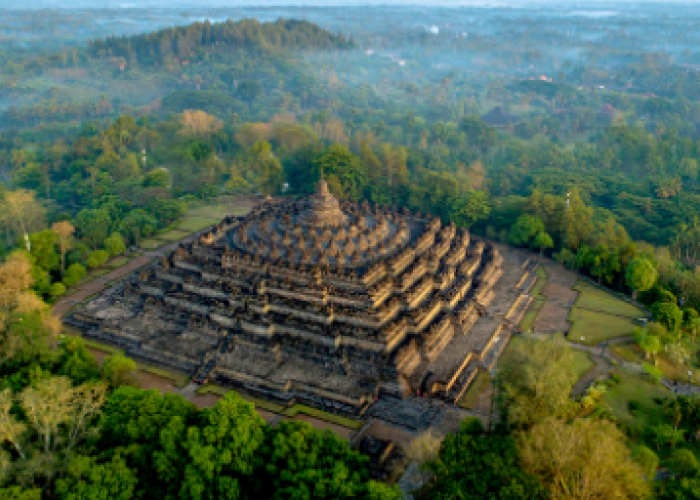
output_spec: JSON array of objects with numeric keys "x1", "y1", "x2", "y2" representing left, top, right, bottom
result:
[
  {"x1": 450, "y1": 190, "x2": 491, "y2": 228},
  {"x1": 257, "y1": 421, "x2": 396, "y2": 499},
  {"x1": 49, "y1": 282, "x2": 66, "y2": 299},
  {"x1": 508, "y1": 214, "x2": 545, "y2": 247},
  {"x1": 653, "y1": 301, "x2": 684, "y2": 332},
  {"x1": 54, "y1": 454, "x2": 137, "y2": 500},
  {"x1": 56, "y1": 337, "x2": 101, "y2": 384},
  {"x1": 87, "y1": 250, "x2": 109, "y2": 269},
  {"x1": 625, "y1": 257, "x2": 658, "y2": 295},
  {"x1": 670, "y1": 449, "x2": 699, "y2": 475},
  {"x1": 103, "y1": 233, "x2": 126, "y2": 257},
  {"x1": 63, "y1": 263, "x2": 87, "y2": 287},
  {"x1": 423, "y1": 419, "x2": 546, "y2": 499},
  {"x1": 28, "y1": 229, "x2": 59, "y2": 272},
  {"x1": 142, "y1": 168, "x2": 171, "y2": 189},
  {"x1": 0, "y1": 487, "x2": 42, "y2": 500},
  {"x1": 313, "y1": 144, "x2": 365, "y2": 200},
  {"x1": 101, "y1": 354, "x2": 138, "y2": 389},
  {"x1": 631, "y1": 445, "x2": 658, "y2": 480}
]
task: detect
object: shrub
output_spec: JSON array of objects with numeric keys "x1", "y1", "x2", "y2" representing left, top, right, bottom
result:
[
  {"x1": 49, "y1": 282, "x2": 66, "y2": 298},
  {"x1": 87, "y1": 250, "x2": 109, "y2": 269},
  {"x1": 63, "y1": 263, "x2": 87, "y2": 287}
]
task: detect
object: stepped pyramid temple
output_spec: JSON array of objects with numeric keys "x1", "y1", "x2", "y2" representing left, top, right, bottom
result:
[{"x1": 71, "y1": 181, "x2": 509, "y2": 416}]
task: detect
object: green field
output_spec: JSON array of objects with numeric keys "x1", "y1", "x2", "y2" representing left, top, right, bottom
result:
[
  {"x1": 568, "y1": 281, "x2": 644, "y2": 345},
  {"x1": 568, "y1": 308, "x2": 638, "y2": 345},
  {"x1": 603, "y1": 370, "x2": 671, "y2": 434},
  {"x1": 282, "y1": 404, "x2": 364, "y2": 430},
  {"x1": 457, "y1": 370, "x2": 491, "y2": 410},
  {"x1": 139, "y1": 204, "x2": 251, "y2": 249},
  {"x1": 107, "y1": 256, "x2": 130, "y2": 268},
  {"x1": 155, "y1": 229, "x2": 191, "y2": 242},
  {"x1": 520, "y1": 298, "x2": 545, "y2": 332},
  {"x1": 573, "y1": 281, "x2": 646, "y2": 318}
]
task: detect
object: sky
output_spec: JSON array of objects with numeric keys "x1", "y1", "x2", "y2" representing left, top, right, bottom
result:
[{"x1": 1, "y1": 0, "x2": 698, "y2": 7}]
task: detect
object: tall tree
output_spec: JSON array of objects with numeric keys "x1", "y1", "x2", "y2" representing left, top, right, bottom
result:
[{"x1": 51, "y1": 221, "x2": 75, "y2": 279}]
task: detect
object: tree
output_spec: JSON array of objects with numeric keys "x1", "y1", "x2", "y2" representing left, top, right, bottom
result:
[
  {"x1": 670, "y1": 449, "x2": 699, "y2": 476},
  {"x1": 49, "y1": 282, "x2": 66, "y2": 299},
  {"x1": 0, "y1": 487, "x2": 41, "y2": 500},
  {"x1": 508, "y1": 215, "x2": 545, "y2": 247},
  {"x1": 653, "y1": 302, "x2": 684, "y2": 333},
  {"x1": 104, "y1": 233, "x2": 126, "y2": 257},
  {"x1": 499, "y1": 335, "x2": 578, "y2": 429},
  {"x1": 51, "y1": 221, "x2": 75, "y2": 279},
  {"x1": 75, "y1": 208, "x2": 111, "y2": 250},
  {"x1": 631, "y1": 445, "x2": 658, "y2": 481},
  {"x1": 450, "y1": 190, "x2": 491, "y2": 228},
  {"x1": 520, "y1": 417, "x2": 650, "y2": 499},
  {"x1": 423, "y1": 419, "x2": 546, "y2": 499},
  {"x1": 255, "y1": 421, "x2": 399, "y2": 499},
  {"x1": 653, "y1": 424, "x2": 685, "y2": 450},
  {"x1": 626, "y1": 258, "x2": 658, "y2": 299},
  {"x1": 142, "y1": 168, "x2": 171, "y2": 189},
  {"x1": 0, "y1": 190, "x2": 46, "y2": 249},
  {"x1": 249, "y1": 141, "x2": 284, "y2": 196},
  {"x1": 63, "y1": 263, "x2": 87, "y2": 288},
  {"x1": 313, "y1": 145, "x2": 366, "y2": 200},
  {"x1": 29, "y1": 230, "x2": 59, "y2": 273},
  {"x1": 0, "y1": 389, "x2": 28, "y2": 460},
  {"x1": 533, "y1": 231, "x2": 553, "y2": 256},
  {"x1": 0, "y1": 252, "x2": 58, "y2": 365},
  {"x1": 174, "y1": 392, "x2": 266, "y2": 499},
  {"x1": 54, "y1": 454, "x2": 137, "y2": 500},
  {"x1": 87, "y1": 250, "x2": 109, "y2": 269},
  {"x1": 179, "y1": 110, "x2": 223, "y2": 138},
  {"x1": 237, "y1": 80, "x2": 263, "y2": 107},
  {"x1": 101, "y1": 354, "x2": 138, "y2": 388}
]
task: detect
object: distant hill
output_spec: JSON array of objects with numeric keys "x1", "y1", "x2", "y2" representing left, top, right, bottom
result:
[{"x1": 88, "y1": 18, "x2": 353, "y2": 67}]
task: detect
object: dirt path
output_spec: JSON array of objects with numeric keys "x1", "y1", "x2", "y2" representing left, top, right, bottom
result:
[{"x1": 571, "y1": 355, "x2": 612, "y2": 397}]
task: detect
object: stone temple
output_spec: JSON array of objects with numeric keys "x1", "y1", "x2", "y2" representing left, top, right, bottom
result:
[{"x1": 70, "y1": 181, "x2": 506, "y2": 416}]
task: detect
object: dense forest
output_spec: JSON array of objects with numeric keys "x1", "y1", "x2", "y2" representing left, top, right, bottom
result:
[{"x1": 5, "y1": 5, "x2": 700, "y2": 499}]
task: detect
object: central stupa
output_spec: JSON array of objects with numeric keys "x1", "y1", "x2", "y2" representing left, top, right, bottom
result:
[
  {"x1": 71, "y1": 185, "x2": 504, "y2": 415},
  {"x1": 297, "y1": 180, "x2": 349, "y2": 228}
]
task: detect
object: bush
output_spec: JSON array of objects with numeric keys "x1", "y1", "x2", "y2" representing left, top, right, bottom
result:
[
  {"x1": 104, "y1": 232, "x2": 127, "y2": 257},
  {"x1": 49, "y1": 282, "x2": 66, "y2": 298},
  {"x1": 87, "y1": 250, "x2": 109, "y2": 269},
  {"x1": 63, "y1": 263, "x2": 87, "y2": 287}
]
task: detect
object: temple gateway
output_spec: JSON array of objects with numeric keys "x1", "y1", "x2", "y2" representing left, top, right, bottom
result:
[{"x1": 71, "y1": 181, "x2": 505, "y2": 416}]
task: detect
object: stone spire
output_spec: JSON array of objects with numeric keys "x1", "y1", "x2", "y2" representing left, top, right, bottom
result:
[{"x1": 297, "y1": 179, "x2": 348, "y2": 228}]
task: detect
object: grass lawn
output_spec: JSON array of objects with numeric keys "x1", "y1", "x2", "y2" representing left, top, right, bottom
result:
[
  {"x1": 612, "y1": 343, "x2": 700, "y2": 385},
  {"x1": 457, "y1": 370, "x2": 491, "y2": 410},
  {"x1": 283, "y1": 404, "x2": 364, "y2": 430},
  {"x1": 187, "y1": 205, "x2": 248, "y2": 219},
  {"x1": 139, "y1": 239, "x2": 164, "y2": 250},
  {"x1": 154, "y1": 229, "x2": 191, "y2": 242},
  {"x1": 573, "y1": 281, "x2": 646, "y2": 318},
  {"x1": 603, "y1": 370, "x2": 671, "y2": 435},
  {"x1": 176, "y1": 217, "x2": 219, "y2": 232},
  {"x1": 137, "y1": 364, "x2": 190, "y2": 388},
  {"x1": 106, "y1": 256, "x2": 129, "y2": 268},
  {"x1": 568, "y1": 307, "x2": 638, "y2": 345},
  {"x1": 520, "y1": 298, "x2": 545, "y2": 332}
]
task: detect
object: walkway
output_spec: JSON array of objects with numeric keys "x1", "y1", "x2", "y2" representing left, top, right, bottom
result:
[{"x1": 53, "y1": 242, "x2": 181, "y2": 318}]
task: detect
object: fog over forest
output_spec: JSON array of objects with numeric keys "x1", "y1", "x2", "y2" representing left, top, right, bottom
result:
[{"x1": 5, "y1": 2, "x2": 700, "y2": 499}]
